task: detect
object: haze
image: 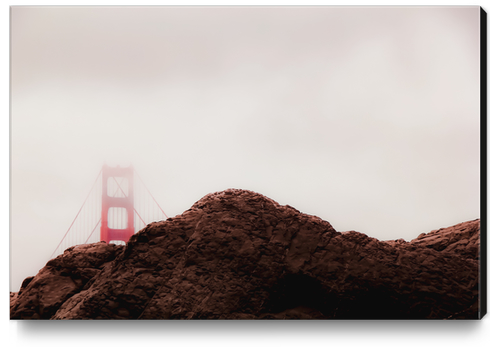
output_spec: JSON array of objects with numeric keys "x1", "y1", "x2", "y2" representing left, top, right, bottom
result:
[{"x1": 10, "y1": 6, "x2": 480, "y2": 291}]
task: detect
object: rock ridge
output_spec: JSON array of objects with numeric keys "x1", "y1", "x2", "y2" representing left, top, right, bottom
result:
[{"x1": 10, "y1": 188, "x2": 481, "y2": 319}]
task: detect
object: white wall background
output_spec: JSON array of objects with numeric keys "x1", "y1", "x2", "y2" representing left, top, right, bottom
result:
[{"x1": 5, "y1": 3, "x2": 487, "y2": 346}]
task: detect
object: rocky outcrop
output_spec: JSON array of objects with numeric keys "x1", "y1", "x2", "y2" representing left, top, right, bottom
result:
[
  {"x1": 10, "y1": 243, "x2": 123, "y2": 319},
  {"x1": 10, "y1": 189, "x2": 481, "y2": 320},
  {"x1": 410, "y1": 219, "x2": 480, "y2": 259}
]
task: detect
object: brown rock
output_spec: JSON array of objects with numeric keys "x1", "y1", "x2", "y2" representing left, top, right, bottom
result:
[
  {"x1": 411, "y1": 219, "x2": 480, "y2": 259},
  {"x1": 11, "y1": 189, "x2": 482, "y2": 320},
  {"x1": 10, "y1": 242, "x2": 123, "y2": 319}
]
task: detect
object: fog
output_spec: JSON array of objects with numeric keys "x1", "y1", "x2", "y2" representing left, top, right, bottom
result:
[{"x1": 10, "y1": 6, "x2": 480, "y2": 292}]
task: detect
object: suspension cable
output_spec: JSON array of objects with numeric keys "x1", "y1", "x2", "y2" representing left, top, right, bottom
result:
[
  {"x1": 50, "y1": 168, "x2": 103, "y2": 259},
  {"x1": 110, "y1": 176, "x2": 146, "y2": 225},
  {"x1": 84, "y1": 218, "x2": 101, "y2": 244},
  {"x1": 134, "y1": 170, "x2": 168, "y2": 219}
]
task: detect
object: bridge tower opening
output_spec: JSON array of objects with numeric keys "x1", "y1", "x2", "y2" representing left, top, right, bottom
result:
[{"x1": 100, "y1": 164, "x2": 135, "y2": 244}]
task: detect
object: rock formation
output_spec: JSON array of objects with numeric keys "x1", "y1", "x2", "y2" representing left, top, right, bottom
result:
[{"x1": 10, "y1": 189, "x2": 481, "y2": 319}]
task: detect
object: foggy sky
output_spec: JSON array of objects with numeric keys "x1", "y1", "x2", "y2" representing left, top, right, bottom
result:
[{"x1": 10, "y1": 6, "x2": 480, "y2": 291}]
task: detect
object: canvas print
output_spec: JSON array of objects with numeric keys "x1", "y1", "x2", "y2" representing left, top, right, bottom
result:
[{"x1": 10, "y1": 6, "x2": 485, "y2": 320}]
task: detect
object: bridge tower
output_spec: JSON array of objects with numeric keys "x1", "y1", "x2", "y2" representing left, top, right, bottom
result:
[{"x1": 100, "y1": 164, "x2": 135, "y2": 244}]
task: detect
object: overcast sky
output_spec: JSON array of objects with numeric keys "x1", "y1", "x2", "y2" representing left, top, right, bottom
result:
[{"x1": 10, "y1": 6, "x2": 480, "y2": 291}]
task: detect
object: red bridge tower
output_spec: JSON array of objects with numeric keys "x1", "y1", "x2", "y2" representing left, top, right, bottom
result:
[{"x1": 100, "y1": 164, "x2": 135, "y2": 244}]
